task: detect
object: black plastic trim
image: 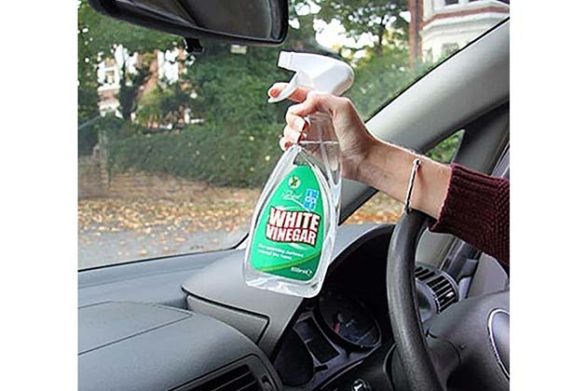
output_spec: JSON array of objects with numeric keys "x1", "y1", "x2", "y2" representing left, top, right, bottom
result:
[{"x1": 88, "y1": 0, "x2": 289, "y2": 47}]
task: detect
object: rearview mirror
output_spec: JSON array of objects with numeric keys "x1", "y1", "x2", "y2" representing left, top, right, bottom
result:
[{"x1": 89, "y1": 0, "x2": 289, "y2": 50}]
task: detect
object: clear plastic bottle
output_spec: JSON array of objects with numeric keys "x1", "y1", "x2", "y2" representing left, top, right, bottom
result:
[{"x1": 244, "y1": 113, "x2": 341, "y2": 297}]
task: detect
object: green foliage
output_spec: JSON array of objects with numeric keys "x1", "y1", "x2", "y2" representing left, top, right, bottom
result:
[
  {"x1": 77, "y1": 0, "x2": 181, "y2": 130},
  {"x1": 79, "y1": 0, "x2": 452, "y2": 189},
  {"x1": 78, "y1": 85, "x2": 99, "y2": 122},
  {"x1": 347, "y1": 42, "x2": 414, "y2": 118},
  {"x1": 78, "y1": 121, "x2": 99, "y2": 156},
  {"x1": 78, "y1": 115, "x2": 126, "y2": 156},
  {"x1": 92, "y1": 13, "x2": 332, "y2": 187},
  {"x1": 136, "y1": 82, "x2": 195, "y2": 127},
  {"x1": 182, "y1": 12, "x2": 328, "y2": 131},
  {"x1": 426, "y1": 130, "x2": 464, "y2": 164},
  {"x1": 313, "y1": 0, "x2": 408, "y2": 52},
  {"x1": 77, "y1": 0, "x2": 179, "y2": 56},
  {"x1": 78, "y1": 0, "x2": 100, "y2": 122},
  {"x1": 186, "y1": 45, "x2": 290, "y2": 129},
  {"x1": 106, "y1": 122, "x2": 282, "y2": 187},
  {"x1": 288, "y1": 1, "x2": 417, "y2": 120}
]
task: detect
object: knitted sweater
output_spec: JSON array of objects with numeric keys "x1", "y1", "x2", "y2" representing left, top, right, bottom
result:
[{"x1": 430, "y1": 164, "x2": 510, "y2": 266}]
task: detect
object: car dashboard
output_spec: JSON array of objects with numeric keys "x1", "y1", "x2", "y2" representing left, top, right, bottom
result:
[
  {"x1": 79, "y1": 224, "x2": 459, "y2": 391},
  {"x1": 183, "y1": 224, "x2": 458, "y2": 390},
  {"x1": 274, "y1": 286, "x2": 387, "y2": 389}
]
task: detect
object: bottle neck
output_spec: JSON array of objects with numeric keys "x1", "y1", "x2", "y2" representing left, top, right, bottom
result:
[{"x1": 304, "y1": 112, "x2": 337, "y2": 144}]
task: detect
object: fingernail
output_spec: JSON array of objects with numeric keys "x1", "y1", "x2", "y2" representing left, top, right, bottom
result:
[{"x1": 269, "y1": 85, "x2": 281, "y2": 96}]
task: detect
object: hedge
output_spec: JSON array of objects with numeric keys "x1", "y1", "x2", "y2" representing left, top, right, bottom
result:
[
  {"x1": 99, "y1": 118, "x2": 463, "y2": 189},
  {"x1": 105, "y1": 121, "x2": 282, "y2": 188}
]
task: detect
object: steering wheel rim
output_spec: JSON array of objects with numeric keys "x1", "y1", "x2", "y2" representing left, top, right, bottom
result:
[{"x1": 386, "y1": 211, "x2": 444, "y2": 391}]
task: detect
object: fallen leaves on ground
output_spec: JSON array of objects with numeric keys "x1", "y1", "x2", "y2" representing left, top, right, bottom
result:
[
  {"x1": 78, "y1": 187, "x2": 262, "y2": 234},
  {"x1": 78, "y1": 184, "x2": 403, "y2": 268},
  {"x1": 79, "y1": 186, "x2": 403, "y2": 235},
  {"x1": 345, "y1": 192, "x2": 403, "y2": 225}
]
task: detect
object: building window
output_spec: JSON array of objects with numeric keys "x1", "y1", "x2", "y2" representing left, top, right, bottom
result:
[
  {"x1": 105, "y1": 69, "x2": 116, "y2": 85},
  {"x1": 425, "y1": 49, "x2": 433, "y2": 63},
  {"x1": 445, "y1": 0, "x2": 459, "y2": 5},
  {"x1": 441, "y1": 42, "x2": 460, "y2": 57}
]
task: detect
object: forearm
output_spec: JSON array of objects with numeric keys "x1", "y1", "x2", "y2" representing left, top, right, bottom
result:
[{"x1": 357, "y1": 139, "x2": 451, "y2": 219}]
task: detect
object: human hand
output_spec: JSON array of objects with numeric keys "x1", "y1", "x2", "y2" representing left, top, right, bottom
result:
[{"x1": 268, "y1": 83, "x2": 378, "y2": 181}]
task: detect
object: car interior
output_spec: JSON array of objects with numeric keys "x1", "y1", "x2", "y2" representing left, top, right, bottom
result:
[{"x1": 79, "y1": 1, "x2": 509, "y2": 390}]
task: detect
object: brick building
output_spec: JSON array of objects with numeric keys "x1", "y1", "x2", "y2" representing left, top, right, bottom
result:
[
  {"x1": 96, "y1": 45, "x2": 184, "y2": 117},
  {"x1": 410, "y1": 0, "x2": 509, "y2": 64}
]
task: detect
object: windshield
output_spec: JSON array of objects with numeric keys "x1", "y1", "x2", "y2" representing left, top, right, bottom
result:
[{"x1": 78, "y1": 0, "x2": 509, "y2": 269}]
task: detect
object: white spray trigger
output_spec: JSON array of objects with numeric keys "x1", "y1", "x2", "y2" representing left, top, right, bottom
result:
[
  {"x1": 268, "y1": 51, "x2": 354, "y2": 104},
  {"x1": 268, "y1": 73, "x2": 304, "y2": 103}
]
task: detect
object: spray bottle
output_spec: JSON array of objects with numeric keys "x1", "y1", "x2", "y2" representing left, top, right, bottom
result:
[{"x1": 244, "y1": 51, "x2": 354, "y2": 298}]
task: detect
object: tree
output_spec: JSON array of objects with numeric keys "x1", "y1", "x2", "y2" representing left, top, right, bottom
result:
[
  {"x1": 347, "y1": 41, "x2": 414, "y2": 117},
  {"x1": 136, "y1": 81, "x2": 200, "y2": 128},
  {"x1": 78, "y1": 0, "x2": 101, "y2": 123},
  {"x1": 77, "y1": 0, "x2": 180, "y2": 120},
  {"x1": 77, "y1": 0, "x2": 178, "y2": 55},
  {"x1": 118, "y1": 59, "x2": 152, "y2": 121},
  {"x1": 185, "y1": 43, "x2": 288, "y2": 130},
  {"x1": 407, "y1": 0, "x2": 424, "y2": 67},
  {"x1": 314, "y1": 0, "x2": 408, "y2": 54}
]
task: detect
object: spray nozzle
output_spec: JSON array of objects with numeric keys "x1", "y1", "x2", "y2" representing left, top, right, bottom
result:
[{"x1": 268, "y1": 51, "x2": 354, "y2": 103}]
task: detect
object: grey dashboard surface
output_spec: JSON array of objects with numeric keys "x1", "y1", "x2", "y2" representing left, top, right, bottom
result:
[
  {"x1": 78, "y1": 224, "x2": 390, "y2": 311},
  {"x1": 78, "y1": 301, "x2": 279, "y2": 391},
  {"x1": 79, "y1": 302, "x2": 190, "y2": 354},
  {"x1": 183, "y1": 224, "x2": 392, "y2": 355},
  {"x1": 78, "y1": 224, "x2": 393, "y2": 360},
  {"x1": 78, "y1": 249, "x2": 230, "y2": 308}
]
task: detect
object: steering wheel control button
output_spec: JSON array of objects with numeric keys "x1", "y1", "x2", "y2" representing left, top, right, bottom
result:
[
  {"x1": 488, "y1": 309, "x2": 510, "y2": 379},
  {"x1": 261, "y1": 377, "x2": 275, "y2": 391},
  {"x1": 352, "y1": 379, "x2": 371, "y2": 391}
]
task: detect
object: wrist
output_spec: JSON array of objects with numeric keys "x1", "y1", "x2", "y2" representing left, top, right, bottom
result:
[
  {"x1": 355, "y1": 138, "x2": 397, "y2": 188},
  {"x1": 355, "y1": 139, "x2": 450, "y2": 219}
]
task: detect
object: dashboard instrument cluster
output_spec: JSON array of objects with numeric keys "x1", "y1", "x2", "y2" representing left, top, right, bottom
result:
[{"x1": 273, "y1": 287, "x2": 383, "y2": 389}]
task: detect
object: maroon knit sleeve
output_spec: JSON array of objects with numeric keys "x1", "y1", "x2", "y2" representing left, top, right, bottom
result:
[{"x1": 429, "y1": 164, "x2": 509, "y2": 266}]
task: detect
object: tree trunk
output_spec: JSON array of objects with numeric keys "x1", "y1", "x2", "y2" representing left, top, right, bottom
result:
[
  {"x1": 375, "y1": 15, "x2": 386, "y2": 55},
  {"x1": 408, "y1": 0, "x2": 423, "y2": 68},
  {"x1": 119, "y1": 61, "x2": 132, "y2": 121}
]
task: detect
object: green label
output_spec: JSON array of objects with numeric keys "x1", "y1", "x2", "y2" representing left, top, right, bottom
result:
[{"x1": 250, "y1": 165, "x2": 324, "y2": 281}]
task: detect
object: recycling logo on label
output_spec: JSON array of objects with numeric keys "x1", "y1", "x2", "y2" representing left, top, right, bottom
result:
[{"x1": 303, "y1": 189, "x2": 319, "y2": 211}]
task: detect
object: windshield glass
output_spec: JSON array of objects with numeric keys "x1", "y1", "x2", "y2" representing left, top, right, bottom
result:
[{"x1": 78, "y1": 0, "x2": 509, "y2": 269}]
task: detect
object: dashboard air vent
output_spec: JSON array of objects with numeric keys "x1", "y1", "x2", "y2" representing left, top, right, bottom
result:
[
  {"x1": 189, "y1": 365, "x2": 261, "y2": 391},
  {"x1": 415, "y1": 264, "x2": 458, "y2": 313}
]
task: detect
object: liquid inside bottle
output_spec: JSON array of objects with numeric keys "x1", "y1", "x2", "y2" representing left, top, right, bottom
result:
[{"x1": 244, "y1": 113, "x2": 341, "y2": 297}]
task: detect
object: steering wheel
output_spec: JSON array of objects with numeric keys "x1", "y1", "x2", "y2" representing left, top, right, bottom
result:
[{"x1": 386, "y1": 211, "x2": 509, "y2": 391}]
